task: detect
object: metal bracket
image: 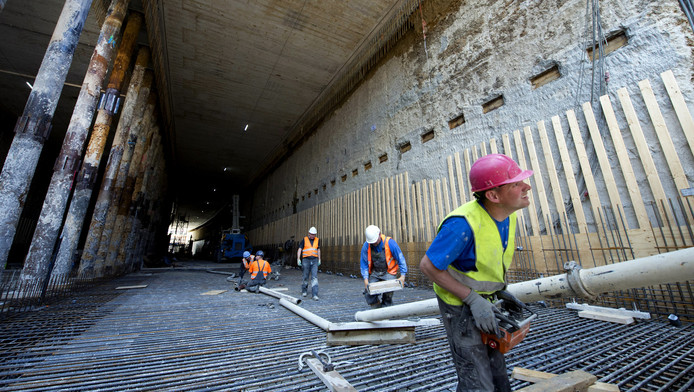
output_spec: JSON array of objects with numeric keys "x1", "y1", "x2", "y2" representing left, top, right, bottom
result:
[
  {"x1": 298, "y1": 350, "x2": 332, "y2": 372},
  {"x1": 75, "y1": 164, "x2": 98, "y2": 190},
  {"x1": 15, "y1": 113, "x2": 53, "y2": 143},
  {"x1": 564, "y1": 261, "x2": 596, "y2": 300},
  {"x1": 99, "y1": 88, "x2": 120, "y2": 115},
  {"x1": 53, "y1": 150, "x2": 82, "y2": 173}
]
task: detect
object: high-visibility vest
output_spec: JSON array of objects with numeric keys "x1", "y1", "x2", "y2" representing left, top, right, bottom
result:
[
  {"x1": 301, "y1": 237, "x2": 319, "y2": 258},
  {"x1": 249, "y1": 259, "x2": 270, "y2": 279},
  {"x1": 433, "y1": 200, "x2": 517, "y2": 305},
  {"x1": 367, "y1": 234, "x2": 399, "y2": 275}
]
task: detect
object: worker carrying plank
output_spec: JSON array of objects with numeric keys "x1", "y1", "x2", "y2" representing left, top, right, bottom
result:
[
  {"x1": 420, "y1": 153, "x2": 534, "y2": 392},
  {"x1": 360, "y1": 225, "x2": 407, "y2": 308}
]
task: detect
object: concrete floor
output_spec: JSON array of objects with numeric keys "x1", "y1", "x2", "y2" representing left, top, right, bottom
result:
[{"x1": 0, "y1": 260, "x2": 692, "y2": 391}]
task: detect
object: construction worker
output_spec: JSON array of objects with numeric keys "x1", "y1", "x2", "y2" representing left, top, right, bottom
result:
[
  {"x1": 245, "y1": 250, "x2": 272, "y2": 293},
  {"x1": 360, "y1": 225, "x2": 407, "y2": 308},
  {"x1": 237, "y1": 250, "x2": 254, "y2": 285},
  {"x1": 419, "y1": 153, "x2": 533, "y2": 392},
  {"x1": 297, "y1": 227, "x2": 321, "y2": 300}
]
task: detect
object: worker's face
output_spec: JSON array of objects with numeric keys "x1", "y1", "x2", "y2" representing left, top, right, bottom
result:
[
  {"x1": 490, "y1": 180, "x2": 532, "y2": 211},
  {"x1": 308, "y1": 233, "x2": 316, "y2": 240}
]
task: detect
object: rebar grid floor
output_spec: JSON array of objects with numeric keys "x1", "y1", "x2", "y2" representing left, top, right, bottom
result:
[{"x1": 0, "y1": 261, "x2": 692, "y2": 391}]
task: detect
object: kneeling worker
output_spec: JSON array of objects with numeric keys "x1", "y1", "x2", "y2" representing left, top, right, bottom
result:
[
  {"x1": 420, "y1": 154, "x2": 533, "y2": 391},
  {"x1": 359, "y1": 225, "x2": 407, "y2": 308}
]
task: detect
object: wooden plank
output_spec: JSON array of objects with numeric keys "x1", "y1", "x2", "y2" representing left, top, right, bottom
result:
[
  {"x1": 201, "y1": 290, "x2": 227, "y2": 295},
  {"x1": 442, "y1": 178, "x2": 451, "y2": 215},
  {"x1": 566, "y1": 302, "x2": 650, "y2": 319},
  {"x1": 639, "y1": 78, "x2": 690, "y2": 191},
  {"x1": 464, "y1": 149, "x2": 472, "y2": 200},
  {"x1": 116, "y1": 285, "x2": 147, "y2": 290},
  {"x1": 538, "y1": 120, "x2": 566, "y2": 218},
  {"x1": 661, "y1": 69, "x2": 694, "y2": 156},
  {"x1": 512, "y1": 368, "x2": 619, "y2": 392},
  {"x1": 514, "y1": 129, "x2": 540, "y2": 234},
  {"x1": 528, "y1": 123, "x2": 556, "y2": 220},
  {"x1": 503, "y1": 134, "x2": 513, "y2": 159},
  {"x1": 517, "y1": 370, "x2": 597, "y2": 392},
  {"x1": 582, "y1": 101, "x2": 625, "y2": 215},
  {"x1": 480, "y1": 141, "x2": 487, "y2": 156},
  {"x1": 490, "y1": 137, "x2": 498, "y2": 154},
  {"x1": 390, "y1": 176, "x2": 399, "y2": 241},
  {"x1": 578, "y1": 310, "x2": 635, "y2": 325},
  {"x1": 567, "y1": 109, "x2": 603, "y2": 226},
  {"x1": 455, "y1": 151, "x2": 466, "y2": 203},
  {"x1": 435, "y1": 179, "x2": 445, "y2": 223},
  {"x1": 305, "y1": 357, "x2": 358, "y2": 392},
  {"x1": 447, "y1": 155, "x2": 459, "y2": 207},
  {"x1": 367, "y1": 279, "x2": 402, "y2": 294},
  {"x1": 600, "y1": 94, "x2": 649, "y2": 229},
  {"x1": 412, "y1": 182, "x2": 422, "y2": 241},
  {"x1": 397, "y1": 174, "x2": 406, "y2": 241},
  {"x1": 472, "y1": 144, "x2": 479, "y2": 162},
  {"x1": 404, "y1": 172, "x2": 414, "y2": 242},
  {"x1": 423, "y1": 180, "x2": 432, "y2": 241},
  {"x1": 551, "y1": 115, "x2": 587, "y2": 233}
]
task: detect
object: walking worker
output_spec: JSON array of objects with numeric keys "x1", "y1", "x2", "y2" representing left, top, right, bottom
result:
[
  {"x1": 246, "y1": 250, "x2": 272, "y2": 293},
  {"x1": 297, "y1": 226, "x2": 321, "y2": 300},
  {"x1": 360, "y1": 225, "x2": 407, "y2": 308},
  {"x1": 419, "y1": 153, "x2": 533, "y2": 392}
]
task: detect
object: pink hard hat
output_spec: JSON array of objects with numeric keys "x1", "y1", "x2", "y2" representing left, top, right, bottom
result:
[{"x1": 469, "y1": 154, "x2": 533, "y2": 192}]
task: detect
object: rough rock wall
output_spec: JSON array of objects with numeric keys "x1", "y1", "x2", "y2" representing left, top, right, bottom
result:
[{"x1": 251, "y1": 0, "x2": 694, "y2": 230}]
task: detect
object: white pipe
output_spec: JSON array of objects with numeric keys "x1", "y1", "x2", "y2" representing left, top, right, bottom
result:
[
  {"x1": 355, "y1": 247, "x2": 694, "y2": 322},
  {"x1": 259, "y1": 286, "x2": 302, "y2": 305},
  {"x1": 279, "y1": 298, "x2": 332, "y2": 331}
]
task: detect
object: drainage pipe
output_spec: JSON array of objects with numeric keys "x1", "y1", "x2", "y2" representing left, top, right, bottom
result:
[
  {"x1": 355, "y1": 247, "x2": 694, "y2": 322},
  {"x1": 259, "y1": 287, "x2": 302, "y2": 305},
  {"x1": 279, "y1": 298, "x2": 331, "y2": 331}
]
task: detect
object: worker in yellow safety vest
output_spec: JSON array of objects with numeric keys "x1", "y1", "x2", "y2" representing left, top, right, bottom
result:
[
  {"x1": 297, "y1": 227, "x2": 321, "y2": 300},
  {"x1": 420, "y1": 154, "x2": 533, "y2": 392}
]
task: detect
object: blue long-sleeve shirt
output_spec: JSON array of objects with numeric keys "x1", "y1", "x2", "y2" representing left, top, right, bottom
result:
[{"x1": 360, "y1": 237, "x2": 407, "y2": 279}]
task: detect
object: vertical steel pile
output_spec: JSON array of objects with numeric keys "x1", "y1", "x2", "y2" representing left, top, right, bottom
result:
[
  {"x1": 53, "y1": 12, "x2": 143, "y2": 279},
  {"x1": 0, "y1": 0, "x2": 93, "y2": 270},
  {"x1": 79, "y1": 48, "x2": 151, "y2": 277},
  {"x1": 20, "y1": 0, "x2": 131, "y2": 283}
]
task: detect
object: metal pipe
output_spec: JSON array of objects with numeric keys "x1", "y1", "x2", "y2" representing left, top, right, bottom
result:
[
  {"x1": 279, "y1": 298, "x2": 331, "y2": 330},
  {"x1": 355, "y1": 247, "x2": 694, "y2": 321},
  {"x1": 259, "y1": 287, "x2": 302, "y2": 305},
  {"x1": 0, "y1": 0, "x2": 93, "y2": 270}
]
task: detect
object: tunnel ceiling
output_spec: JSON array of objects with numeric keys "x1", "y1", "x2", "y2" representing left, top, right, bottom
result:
[{"x1": 0, "y1": 0, "x2": 411, "y2": 229}]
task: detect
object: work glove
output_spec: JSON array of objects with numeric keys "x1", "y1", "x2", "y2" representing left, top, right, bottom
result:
[
  {"x1": 298, "y1": 259, "x2": 302, "y2": 267},
  {"x1": 318, "y1": 259, "x2": 321, "y2": 266},
  {"x1": 463, "y1": 291, "x2": 500, "y2": 336},
  {"x1": 495, "y1": 290, "x2": 528, "y2": 314}
]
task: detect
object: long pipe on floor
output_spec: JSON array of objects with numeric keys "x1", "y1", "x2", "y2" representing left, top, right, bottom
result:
[
  {"x1": 259, "y1": 287, "x2": 302, "y2": 305},
  {"x1": 279, "y1": 298, "x2": 331, "y2": 330},
  {"x1": 355, "y1": 247, "x2": 694, "y2": 322}
]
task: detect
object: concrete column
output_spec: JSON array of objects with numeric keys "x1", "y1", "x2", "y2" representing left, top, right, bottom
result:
[
  {"x1": 79, "y1": 48, "x2": 150, "y2": 276},
  {"x1": 20, "y1": 0, "x2": 131, "y2": 283},
  {"x1": 0, "y1": 0, "x2": 93, "y2": 270},
  {"x1": 107, "y1": 95, "x2": 156, "y2": 273},
  {"x1": 134, "y1": 159, "x2": 167, "y2": 267},
  {"x1": 51, "y1": 12, "x2": 143, "y2": 278}
]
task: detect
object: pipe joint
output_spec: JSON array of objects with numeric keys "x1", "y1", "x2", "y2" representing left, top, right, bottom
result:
[{"x1": 564, "y1": 261, "x2": 596, "y2": 300}]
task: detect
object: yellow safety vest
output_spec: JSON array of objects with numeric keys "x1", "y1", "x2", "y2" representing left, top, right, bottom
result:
[{"x1": 433, "y1": 200, "x2": 517, "y2": 305}]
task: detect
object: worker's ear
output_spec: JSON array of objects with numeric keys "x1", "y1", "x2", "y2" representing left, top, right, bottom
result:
[{"x1": 485, "y1": 188, "x2": 502, "y2": 203}]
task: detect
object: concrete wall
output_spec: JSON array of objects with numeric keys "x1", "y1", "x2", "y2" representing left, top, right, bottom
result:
[{"x1": 251, "y1": 0, "x2": 694, "y2": 231}]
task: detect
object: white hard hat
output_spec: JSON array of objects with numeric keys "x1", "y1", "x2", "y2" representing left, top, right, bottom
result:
[
  {"x1": 308, "y1": 227, "x2": 317, "y2": 235},
  {"x1": 365, "y1": 225, "x2": 380, "y2": 244}
]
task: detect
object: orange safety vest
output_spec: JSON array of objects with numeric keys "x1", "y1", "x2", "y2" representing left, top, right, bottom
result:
[
  {"x1": 249, "y1": 259, "x2": 271, "y2": 279},
  {"x1": 301, "y1": 236, "x2": 319, "y2": 258},
  {"x1": 367, "y1": 234, "x2": 399, "y2": 275}
]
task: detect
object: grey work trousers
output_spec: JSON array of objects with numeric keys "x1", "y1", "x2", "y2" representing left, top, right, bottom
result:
[{"x1": 436, "y1": 296, "x2": 511, "y2": 392}]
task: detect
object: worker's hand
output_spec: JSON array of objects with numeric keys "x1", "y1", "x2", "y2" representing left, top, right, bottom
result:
[
  {"x1": 397, "y1": 275, "x2": 406, "y2": 286},
  {"x1": 463, "y1": 291, "x2": 500, "y2": 336},
  {"x1": 318, "y1": 258, "x2": 321, "y2": 266},
  {"x1": 364, "y1": 279, "x2": 369, "y2": 290},
  {"x1": 297, "y1": 259, "x2": 302, "y2": 267}
]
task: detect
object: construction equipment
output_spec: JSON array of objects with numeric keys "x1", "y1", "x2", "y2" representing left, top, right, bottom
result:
[
  {"x1": 217, "y1": 195, "x2": 252, "y2": 262},
  {"x1": 480, "y1": 293, "x2": 537, "y2": 354},
  {"x1": 366, "y1": 279, "x2": 402, "y2": 295}
]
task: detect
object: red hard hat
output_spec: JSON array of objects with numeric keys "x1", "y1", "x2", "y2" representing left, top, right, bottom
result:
[{"x1": 469, "y1": 154, "x2": 533, "y2": 192}]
